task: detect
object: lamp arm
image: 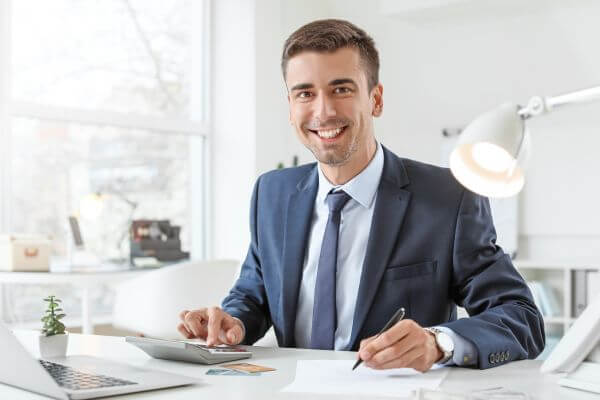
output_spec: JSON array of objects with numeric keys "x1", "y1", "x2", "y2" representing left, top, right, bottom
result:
[
  {"x1": 518, "y1": 86, "x2": 600, "y2": 119},
  {"x1": 547, "y1": 86, "x2": 600, "y2": 109}
]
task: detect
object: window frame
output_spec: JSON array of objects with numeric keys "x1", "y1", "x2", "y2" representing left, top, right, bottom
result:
[{"x1": 0, "y1": 0, "x2": 210, "y2": 259}]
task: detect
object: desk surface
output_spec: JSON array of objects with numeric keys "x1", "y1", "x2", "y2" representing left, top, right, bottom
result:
[{"x1": 5, "y1": 330, "x2": 598, "y2": 400}]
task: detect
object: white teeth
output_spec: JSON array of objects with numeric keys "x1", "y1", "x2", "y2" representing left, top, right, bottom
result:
[{"x1": 316, "y1": 127, "x2": 343, "y2": 139}]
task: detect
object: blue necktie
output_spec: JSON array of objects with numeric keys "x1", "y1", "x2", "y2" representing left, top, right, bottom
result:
[{"x1": 310, "y1": 190, "x2": 352, "y2": 350}]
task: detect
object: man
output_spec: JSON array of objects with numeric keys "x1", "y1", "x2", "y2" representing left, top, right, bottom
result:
[{"x1": 178, "y1": 19, "x2": 545, "y2": 371}]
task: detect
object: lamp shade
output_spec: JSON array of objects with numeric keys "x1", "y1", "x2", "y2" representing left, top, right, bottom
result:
[{"x1": 449, "y1": 102, "x2": 530, "y2": 198}]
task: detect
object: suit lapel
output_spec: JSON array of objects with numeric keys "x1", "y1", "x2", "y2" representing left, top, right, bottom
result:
[
  {"x1": 280, "y1": 167, "x2": 318, "y2": 347},
  {"x1": 348, "y1": 147, "x2": 412, "y2": 350}
]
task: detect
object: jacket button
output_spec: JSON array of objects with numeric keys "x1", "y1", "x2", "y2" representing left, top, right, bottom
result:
[
  {"x1": 495, "y1": 353, "x2": 500, "y2": 363},
  {"x1": 489, "y1": 353, "x2": 495, "y2": 364},
  {"x1": 500, "y1": 352, "x2": 505, "y2": 362},
  {"x1": 506, "y1": 350, "x2": 510, "y2": 359}
]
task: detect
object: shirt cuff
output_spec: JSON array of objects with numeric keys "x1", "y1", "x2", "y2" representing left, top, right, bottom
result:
[{"x1": 434, "y1": 326, "x2": 477, "y2": 366}]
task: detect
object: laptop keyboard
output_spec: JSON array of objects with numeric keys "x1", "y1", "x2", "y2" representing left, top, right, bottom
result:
[{"x1": 39, "y1": 360, "x2": 138, "y2": 391}]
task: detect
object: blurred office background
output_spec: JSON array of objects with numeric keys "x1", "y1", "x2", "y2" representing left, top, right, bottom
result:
[{"x1": 1, "y1": 0, "x2": 599, "y2": 349}]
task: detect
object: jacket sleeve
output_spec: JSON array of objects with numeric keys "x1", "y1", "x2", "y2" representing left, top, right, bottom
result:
[
  {"x1": 439, "y1": 189, "x2": 545, "y2": 369},
  {"x1": 221, "y1": 177, "x2": 272, "y2": 344}
]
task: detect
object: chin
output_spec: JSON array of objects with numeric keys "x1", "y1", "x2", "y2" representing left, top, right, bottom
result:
[{"x1": 315, "y1": 150, "x2": 352, "y2": 166}]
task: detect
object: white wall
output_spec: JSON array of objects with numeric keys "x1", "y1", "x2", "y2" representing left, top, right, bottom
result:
[
  {"x1": 210, "y1": 0, "x2": 257, "y2": 259},
  {"x1": 210, "y1": 0, "x2": 600, "y2": 261},
  {"x1": 210, "y1": 0, "x2": 330, "y2": 259},
  {"x1": 323, "y1": 0, "x2": 600, "y2": 259}
]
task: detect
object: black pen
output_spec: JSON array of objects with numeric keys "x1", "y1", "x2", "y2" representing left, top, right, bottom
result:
[{"x1": 352, "y1": 307, "x2": 405, "y2": 370}]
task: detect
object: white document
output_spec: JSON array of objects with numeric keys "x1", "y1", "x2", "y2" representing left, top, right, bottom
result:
[{"x1": 281, "y1": 360, "x2": 448, "y2": 398}]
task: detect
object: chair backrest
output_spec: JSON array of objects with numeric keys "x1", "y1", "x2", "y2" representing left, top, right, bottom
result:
[{"x1": 112, "y1": 259, "x2": 240, "y2": 339}]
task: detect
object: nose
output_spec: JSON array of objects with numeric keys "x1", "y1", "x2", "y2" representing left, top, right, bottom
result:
[{"x1": 313, "y1": 92, "x2": 336, "y2": 122}]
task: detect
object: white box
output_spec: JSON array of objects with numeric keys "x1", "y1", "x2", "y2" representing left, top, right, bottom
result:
[{"x1": 0, "y1": 235, "x2": 51, "y2": 272}]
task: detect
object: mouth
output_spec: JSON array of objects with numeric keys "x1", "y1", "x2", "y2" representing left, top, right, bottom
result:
[{"x1": 307, "y1": 125, "x2": 348, "y2": 141}]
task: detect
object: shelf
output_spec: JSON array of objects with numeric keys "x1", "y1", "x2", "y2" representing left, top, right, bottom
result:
[
  {"x1": 543, "y1": 316, "x2": 576, "y2": 324},
  {"x1": 512, "y1": 259, "x2": 595, "y2": 338},
  {"x1": 514, "y1": 259, "x2": 600, "y2": 270}
]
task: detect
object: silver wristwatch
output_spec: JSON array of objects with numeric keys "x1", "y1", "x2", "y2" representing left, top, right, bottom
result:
[{"x1": 425, "y1": 327, "x2": 454, "y2": 364}]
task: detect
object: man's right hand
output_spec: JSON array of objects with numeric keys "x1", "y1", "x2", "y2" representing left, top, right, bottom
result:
[{"x1": 177, "y1": 307, "x2": 244, "y2": 346}]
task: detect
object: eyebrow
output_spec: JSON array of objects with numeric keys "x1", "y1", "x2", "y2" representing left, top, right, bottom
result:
[
  {"x1": 329, "y1": 78, "x2": 357, "y2": 87},
  {"x1": 289, "y1": 78, "x2": 358, "y2": 92},
  {"x1": 290, "y1": 83, "x2": 314, "y2": 91}
]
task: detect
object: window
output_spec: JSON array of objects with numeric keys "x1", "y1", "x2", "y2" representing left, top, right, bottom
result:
[{"x1": 0, "y1": 0, "x2": 209, "y2": 323}]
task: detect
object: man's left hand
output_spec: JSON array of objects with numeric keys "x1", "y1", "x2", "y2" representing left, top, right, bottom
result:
[{"x1": 358, "y1": 319, "x2": 443, "y2": 372}]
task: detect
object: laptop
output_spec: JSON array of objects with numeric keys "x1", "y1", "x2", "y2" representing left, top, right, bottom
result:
[{"x1": 0, "y1": 324, "x2": 197, "y2": 399}]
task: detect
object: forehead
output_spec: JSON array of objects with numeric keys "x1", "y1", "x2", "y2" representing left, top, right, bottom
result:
[{"x1": 285, "y1": 47, "x2": 367, "y2": 88}]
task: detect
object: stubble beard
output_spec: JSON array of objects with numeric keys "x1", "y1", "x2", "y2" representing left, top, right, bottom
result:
[{"x1": 305, "y1": 129, "x2": 359, "y2": 167}]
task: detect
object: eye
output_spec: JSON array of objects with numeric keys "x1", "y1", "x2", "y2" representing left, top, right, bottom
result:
[
  {"x1": 333, "y1": 86, "x2": 351, "y2": 94},
  {"x1": 297, "y1": 91, "x2": 313, "y2": 99}
]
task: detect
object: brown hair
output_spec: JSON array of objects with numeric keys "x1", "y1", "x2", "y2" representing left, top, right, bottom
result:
[{"x1": 281, "y1": 19, "x2": 380, "y2": 91}]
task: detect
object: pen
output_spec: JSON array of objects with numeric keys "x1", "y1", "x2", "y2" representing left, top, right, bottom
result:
[{"x1": 352, "y1": 306, "x2": 405, "y2": 370}]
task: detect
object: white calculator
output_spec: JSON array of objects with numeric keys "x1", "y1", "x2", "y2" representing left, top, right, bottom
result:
[{"x1": 126, "y1": 336, "x2": 252, "y2": 365}]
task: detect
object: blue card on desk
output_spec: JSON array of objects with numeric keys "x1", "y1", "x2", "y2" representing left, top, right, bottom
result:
[{"x1": 206, "y1": 369, "x2": 262, "y2": 376}]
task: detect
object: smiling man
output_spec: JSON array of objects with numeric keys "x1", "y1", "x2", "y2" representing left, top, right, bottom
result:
[{"x1": 178, "y1": 19, "x2": 545, "y2": 371}]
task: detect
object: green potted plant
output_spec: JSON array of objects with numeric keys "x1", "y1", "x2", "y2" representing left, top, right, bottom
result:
[{"x1": 39, "y1": 295, "x2": 68, "y2": 358}]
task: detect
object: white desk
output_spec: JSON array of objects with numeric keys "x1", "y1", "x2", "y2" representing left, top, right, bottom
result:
[
  {"x1": 0, "y1": 267, "x2": 149, "y2": 334},
  {"x1": 4, "y1": 330, "x2": 599, "y2": 400}
]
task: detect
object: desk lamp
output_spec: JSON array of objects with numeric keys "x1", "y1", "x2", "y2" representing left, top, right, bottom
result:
[
  {"x1": 449, "y1": 86, "x2": 600, "y2": 198},
  {"x1": 450, "y1": 86, "x2": 600, "y2": 394}
]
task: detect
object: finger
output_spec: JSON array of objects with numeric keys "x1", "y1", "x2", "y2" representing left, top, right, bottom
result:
[
  {"x1": 184, "y1": 310, "x2": 208, "y2": 338},
  {"x1": 359, "y1": 320, "x2": 413, "y2": 361},
  {"x1": 177, "y1": 323, "x2": 194, "y2": 339},
  {"x1": 179, "y1": 310, "x2": 190, "y2": 321},
  {"x1": 206, "y1": 307, "x2": 225, "y2": 346},
  {"x1": 367, "y1": 336, "x2": 419, "y2": 367},
  {"x1": 368, "y1": 345, "x2": 424, "y2": 370},
  {"x1": 221, "y1": 316, "x2": 244, "y2": 344},
  {"x1": 182, "y1": 311, "x2": 203, "y2": 337},
  {"x1": 406, "y1": 354, "x2": 435, "y2": 373},
  {"x1": 359, "y1": 335, "x2": 377, "y2": 350},
  {"x1": 225, "y1": 323, "x2": 244, "y2": 344}
]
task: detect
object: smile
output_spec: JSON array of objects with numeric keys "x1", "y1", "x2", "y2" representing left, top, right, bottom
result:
[{"x1": 308, "y1": 126, "x2": 348, "y2": 140}]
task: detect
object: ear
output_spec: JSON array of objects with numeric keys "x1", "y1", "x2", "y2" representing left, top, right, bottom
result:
[
  {"x1": 371, "y1": 83, "x2": 384, "y2": 117},
  {"x1": 287, "y1": 94, "x2": 293, "y2": 124}
]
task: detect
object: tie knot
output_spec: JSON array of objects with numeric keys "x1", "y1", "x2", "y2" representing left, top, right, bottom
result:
[{"x1": 326, "y1": 190, "x2": 351, "y2": 213}]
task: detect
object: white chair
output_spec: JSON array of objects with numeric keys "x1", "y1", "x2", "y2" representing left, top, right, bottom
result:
[
  {"x1": 112, "y1": 259, "x2": 278, "y2": 346},
  {"x1": 112, "y1": 259, "x2": 240, "y2": 339}
]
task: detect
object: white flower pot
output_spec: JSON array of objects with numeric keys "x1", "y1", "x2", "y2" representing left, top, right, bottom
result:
[{"x1": 39, "y1": 332, "x2": 68, "y2": 358}]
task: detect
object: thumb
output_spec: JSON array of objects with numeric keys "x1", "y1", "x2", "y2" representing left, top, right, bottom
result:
[{"x1": 223, "y1": 318, "x2": 244, "y2": 344}]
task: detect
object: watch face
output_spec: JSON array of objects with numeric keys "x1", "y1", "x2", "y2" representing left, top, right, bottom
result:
[{"x1": 437, "y1": 332, "x2": 455, "y2": 353}]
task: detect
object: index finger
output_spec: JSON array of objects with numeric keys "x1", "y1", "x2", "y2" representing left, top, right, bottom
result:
[
  {"x1": 206, "y1": 308, "x2": 225, "y2": 346},
  {"x1": 359, "y1": 335, "x2": 377, "y2": 350}
]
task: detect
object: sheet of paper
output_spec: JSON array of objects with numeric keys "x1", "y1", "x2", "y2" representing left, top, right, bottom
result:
[{"x1": 281, "y1": 360, "x2": 448, "y2": 398}]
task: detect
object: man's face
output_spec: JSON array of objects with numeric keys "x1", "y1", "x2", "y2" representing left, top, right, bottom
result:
[{"x1": 285, "y1": 47, "x2": 382, "y2": 167}]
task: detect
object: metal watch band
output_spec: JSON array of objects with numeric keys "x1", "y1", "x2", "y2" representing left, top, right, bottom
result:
[{"x1": 425, "y1": 327, "x2": 453, "y2": 364}]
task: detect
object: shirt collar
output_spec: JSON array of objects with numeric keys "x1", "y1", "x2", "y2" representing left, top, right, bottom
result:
[{"x1": 316, "y1": 141, "x2": 383, "y2": 209}]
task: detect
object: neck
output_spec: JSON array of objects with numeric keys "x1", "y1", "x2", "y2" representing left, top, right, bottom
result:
[{"x1": 320, "y1": 139, "x2": 377, "y2": 185}]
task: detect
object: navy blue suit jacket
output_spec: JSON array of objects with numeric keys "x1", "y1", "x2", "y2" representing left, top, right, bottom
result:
[{"x1": 222, "y1": 146, "x2": 545, "y2": 369}]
